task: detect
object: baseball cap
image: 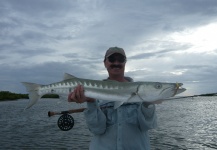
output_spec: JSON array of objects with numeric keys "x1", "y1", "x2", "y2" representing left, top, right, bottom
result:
[{"x1": 105, "y1": 47, "x2": 126, "y2": 58}]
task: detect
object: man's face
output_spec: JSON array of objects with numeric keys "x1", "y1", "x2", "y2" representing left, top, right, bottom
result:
[{"x1": 104, "y1": 53, "x2": 126, "y2": 75}]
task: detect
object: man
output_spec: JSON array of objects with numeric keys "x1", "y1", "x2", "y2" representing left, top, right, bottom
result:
[{"x1": 68, "y1": 47, "x2": 157, "y2": 150}]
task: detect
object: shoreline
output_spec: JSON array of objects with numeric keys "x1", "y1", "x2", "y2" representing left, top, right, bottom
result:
[{"x1": 0, "y1": 91, "x2": 59, "y2": 102}]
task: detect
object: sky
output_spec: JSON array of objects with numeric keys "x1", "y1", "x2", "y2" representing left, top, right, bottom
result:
[{"x1": 1, "y1": 0, "x2": 217, "y2": 96}]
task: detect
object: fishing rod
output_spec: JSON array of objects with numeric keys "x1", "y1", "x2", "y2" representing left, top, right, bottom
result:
[{"x1": 48, "y1": 108, "x2": 86, "y2": 117}]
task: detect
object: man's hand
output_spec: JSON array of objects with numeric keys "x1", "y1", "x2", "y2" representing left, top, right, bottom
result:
[{"x1": 68, "y1": 85, "x2": 95, "y2": 103}]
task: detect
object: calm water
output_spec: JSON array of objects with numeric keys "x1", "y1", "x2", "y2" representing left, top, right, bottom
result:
[{"x1": 0, "y1": 97, "x2": 216, "y2": 150}]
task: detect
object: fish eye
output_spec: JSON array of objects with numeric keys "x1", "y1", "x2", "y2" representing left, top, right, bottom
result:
[{"x1": 155, "y1": 83, "x2": 162, "y2": 89}]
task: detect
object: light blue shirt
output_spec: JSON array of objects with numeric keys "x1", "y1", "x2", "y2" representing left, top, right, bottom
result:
[{"x1": 84, "y1": 100, "x2": 157, "y2": 150}]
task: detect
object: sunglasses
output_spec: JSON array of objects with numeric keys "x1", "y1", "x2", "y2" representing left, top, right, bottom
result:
[{"x1": 107, "y1": 55, "x2": 126, "y2": 63}]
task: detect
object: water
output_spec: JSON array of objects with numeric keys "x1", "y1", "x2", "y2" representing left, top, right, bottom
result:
[
  {"x1": 0, "y1": 97, "x2": 216, "y2": 150},
  {"x1": 150, "y1": 97, "x2": 217, "y2": 150},
  {"x1": 0, "y1": 99, "x2": 91, "y2": 150}
]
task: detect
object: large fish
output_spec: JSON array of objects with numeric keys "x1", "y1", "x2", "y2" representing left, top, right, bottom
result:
[{"x1": 22, "y1": 73, "x2": 186, "y2": 109}]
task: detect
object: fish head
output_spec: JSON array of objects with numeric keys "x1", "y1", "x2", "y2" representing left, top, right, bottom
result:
[{"x1": 137, "y1": 82, "x2": 186, "y2": 102}]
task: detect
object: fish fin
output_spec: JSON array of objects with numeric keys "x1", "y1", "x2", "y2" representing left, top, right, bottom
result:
[
  {"x1": 114, "y1": 101, "x2": 124, "y2": 109},
  {"x1": 126, "y1": 92, "x2": 142, "y2": 102},
  {"x1": 22, "y1": 82, "x2": 42, "y2": 109},
  {"x1": 63, "y1": 73, "x2": 77, "y2": 80},
  {"x1": 114, "y1": 93, "x2": 137, "y2": 109}
]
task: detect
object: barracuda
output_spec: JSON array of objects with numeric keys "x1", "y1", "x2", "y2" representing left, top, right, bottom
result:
[{"x1": 22, "y1": 73, "x2": 186, "y2": 109}]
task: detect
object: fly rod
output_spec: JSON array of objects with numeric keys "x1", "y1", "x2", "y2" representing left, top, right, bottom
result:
[{"x1": 48, "y1": 108, "x2": 86, "y2": 117}]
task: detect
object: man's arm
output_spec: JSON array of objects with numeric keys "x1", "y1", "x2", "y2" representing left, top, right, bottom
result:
[
  {"x1": 68, "y1": 85, "x2": 107, "y2": 134},
  {"x1": 137, "y1": 102, "x2": 157, "y2": 131}
]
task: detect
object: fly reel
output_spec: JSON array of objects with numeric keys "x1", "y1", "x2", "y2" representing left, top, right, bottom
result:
[{"x1": 57, "y1": 113, "x2": 74, "y2": 131}]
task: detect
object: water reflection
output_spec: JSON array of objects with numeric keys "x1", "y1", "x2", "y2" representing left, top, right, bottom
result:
[
  {"x1": 0, "y1": 97, "x2": 216, "y2": 149},
  {"x1": 150, "y1": 97, "x2": 217, "y2": 150}
]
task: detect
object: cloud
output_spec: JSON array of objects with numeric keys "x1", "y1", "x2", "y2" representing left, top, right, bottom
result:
[
  {"x1": 1, "y1": 0, "x2": 217, "y2": 96},
  {"x1": 129, "y1": 42, "x2": 192, "y2": 59}
]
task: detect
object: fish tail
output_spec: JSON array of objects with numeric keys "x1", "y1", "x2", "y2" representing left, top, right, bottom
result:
[{"x1": 22, "y1": 82, "x2": 42, "y2": 109}]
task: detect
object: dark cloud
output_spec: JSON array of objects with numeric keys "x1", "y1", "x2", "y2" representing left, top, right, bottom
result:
[
  {"x1": 0, "y1": 0, "x2": 217, "y2": 95},
  {"x1": 0, "y1": 60, "x2": 106, "y2": 93},
  {"x1": 179, "y1": 65, "x2": 217, "y2": 81},
  {"x1": 2, "y1": 0, "x2": 78, "y2": 17},
  {"x1": 174, "y1": 65, "x2": 209, "y2": 70},
  {"x1": 129, "y1": 43, "x2": 191, "y2": 59}
]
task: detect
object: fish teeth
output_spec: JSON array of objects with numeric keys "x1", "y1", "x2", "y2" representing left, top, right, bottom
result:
[{"x1": 83, "y1": 82, "x2": 88, "y2": 87}]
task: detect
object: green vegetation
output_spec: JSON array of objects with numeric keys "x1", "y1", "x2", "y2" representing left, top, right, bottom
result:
[
  {"x1": 0, "y1": 91, "x2": 28, "y2": 101},
  {"x1": 0, "y1": 91, "x2": 59, "y2": 101},
  {"x1": 199, "y1": 93, "x2": 217, "y2": 96}
]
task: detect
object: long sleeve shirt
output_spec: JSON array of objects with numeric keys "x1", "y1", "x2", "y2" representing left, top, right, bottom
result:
[{"x1": 84, "y1": 100, "x2": 157, "y2": 150}]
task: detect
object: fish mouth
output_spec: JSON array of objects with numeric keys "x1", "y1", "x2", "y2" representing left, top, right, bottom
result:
[
  {"x1": 159, "y1": 83, "x2": 185, "y2": 97},
  {"x1": 173, "y1": 83, "x2": 186, "y2": 96},
  {"x1": 176, "y1": 88, "x2": 186, "y2": 95}
]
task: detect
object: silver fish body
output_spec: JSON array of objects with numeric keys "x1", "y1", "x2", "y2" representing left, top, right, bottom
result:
[{"x1": 22, "y1": 73, "x2": 186, "y2": 109}]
